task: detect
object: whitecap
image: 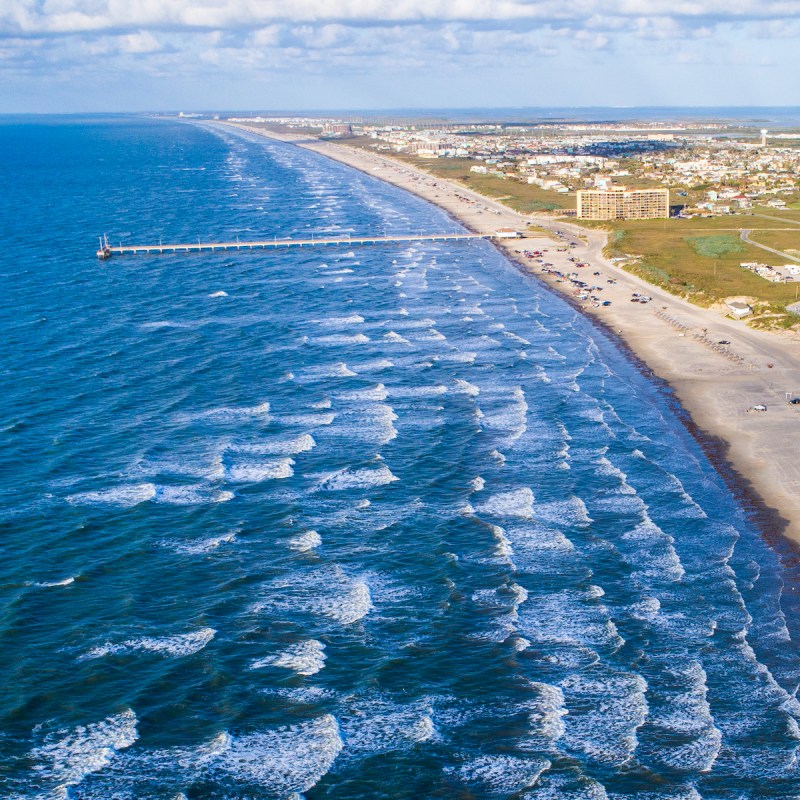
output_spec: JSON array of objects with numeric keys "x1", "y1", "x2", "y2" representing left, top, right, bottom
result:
[
  {"x1": 288, "y1": 530, "x2": 322, "y2": 552},
  {"x1": 339, "y1": 700, "x2": 435, "y2": 755},
  {"x1": 476, "y1": 488, "x2": 534, "y2": 519},
  {"x1": 251, "y1": 640, "x2": 326, "y2": 676},
  {"x1": 317, "y1": 579, "x2": 372, "y2": 624},
  {"x1": 351, "y1": 358, "x2": 394, "y2": 372},
  {"x1": 226, "y1": 458, "x2": 294, "y2": 482},
  {"x1": 29, "y1": 709, "x2": 138, "y2": 794},
  {"x1": 453, "y1": 379, "x2": 480, "y2": 396},
  {"x1": 319, "y1": 464, "x2": 398, "y2": 491},
  {"x1": 452, "y1": 755, "x2": 550, "y2": 794},
  {"x1": 208, "y1": 290, "x2": 228, "y2": 298},
  {"x1": 313, "y1": 333, "x2": 370, "y2": 345},
  {"x1": 383, "y1": 331, "x2": 411, "y2": 344},
  {"x1": 214, "y1": 715, "x2": 342, "y2": 794},
  {"x1": 227, "y1": 434, "x2": 316, "y2": 455},
  {"x1": 280, "y1": 412, "x2": 335, "y2": 427},
  {"x1": 164, "y1": 531, "x2": 236, "y2": 554},
  {"x1": 28, "y1": 577, "x2": 76, "y2": 588},
  {"x1": 188, "y1": 401, "x2": 270, "y2": 421},
  {"x1": 81, "y1": 628, "x2": 215, "y2": 660},
  {"x1": 154, "y1": 485, "x2": 234, "y2": 505},
  {"x1": 66, "y1": 483, "x2": 156, "y2": 508},
  {"x1": 314, "y1": 314, "x2": 365, "y2": 326},
  {"x1": 336, "y1": 383, "x2": 388, "y2": 402}
]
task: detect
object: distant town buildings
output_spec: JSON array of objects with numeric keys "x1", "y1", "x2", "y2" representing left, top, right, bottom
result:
[
  {"x1": 577, "y1": 188, "x2": 670, "y2": 220},
  {"x1": 322, "y1": 123, "x2": 353, "y2": 137}
]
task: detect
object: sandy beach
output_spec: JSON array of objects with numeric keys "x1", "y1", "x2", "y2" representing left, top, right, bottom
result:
[{"x1": 228, "y1": 123, "x2": 800, "y2": 546}]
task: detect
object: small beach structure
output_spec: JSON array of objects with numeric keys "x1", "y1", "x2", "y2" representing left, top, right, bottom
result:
[{"x1": 725, "y1": 300, "x2": 752, "y2": 319}]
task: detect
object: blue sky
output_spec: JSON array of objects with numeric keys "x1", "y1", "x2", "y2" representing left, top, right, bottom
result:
[{"x1": 1, "y1": 1, "x2": 799, "y2": 112}]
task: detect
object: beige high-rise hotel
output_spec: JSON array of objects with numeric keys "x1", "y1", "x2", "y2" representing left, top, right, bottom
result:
[{"x1": 577, "y1": 187, "x2": 670, "y2": 220}]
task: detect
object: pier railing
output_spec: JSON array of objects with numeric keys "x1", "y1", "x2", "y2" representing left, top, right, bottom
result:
[{"x1": 97, "y1": 232, "x2": 500, "y2": 259}]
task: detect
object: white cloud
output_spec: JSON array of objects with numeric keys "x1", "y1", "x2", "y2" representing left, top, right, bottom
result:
[{"x1": 5, "y1": 0, "x2": 800, "y2": 37}]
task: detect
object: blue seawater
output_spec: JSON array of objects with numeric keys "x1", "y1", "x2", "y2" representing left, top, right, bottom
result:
[{"x1": 1, "y1": 117, "x2": 800, "y2": 799}]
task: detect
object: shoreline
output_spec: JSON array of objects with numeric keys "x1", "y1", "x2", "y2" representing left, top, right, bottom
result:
[{"x1": 224, "y1": 122, "x2": 800, "y2": 550}]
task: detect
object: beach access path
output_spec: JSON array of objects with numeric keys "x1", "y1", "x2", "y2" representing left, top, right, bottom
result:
[{"x1": 225, "y1": 123, "x2": 800, "y2": 544}]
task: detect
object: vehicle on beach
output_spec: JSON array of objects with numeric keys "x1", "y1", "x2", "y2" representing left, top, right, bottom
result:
[
  {"x1": 747, "y1": 404, "x2": 767, "y2": 412},
  {"x1": 790, "y1": 398, "x2": 800, "y2": 405}
]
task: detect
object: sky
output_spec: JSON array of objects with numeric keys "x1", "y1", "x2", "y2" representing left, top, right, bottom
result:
[{"x1": 1, "y1": 0, "x2": 799, "y2": 112}]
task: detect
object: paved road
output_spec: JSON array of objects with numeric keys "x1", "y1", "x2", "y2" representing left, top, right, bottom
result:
[{"x1": 740, "y1": 229, "x2": 800, "y2": 264}]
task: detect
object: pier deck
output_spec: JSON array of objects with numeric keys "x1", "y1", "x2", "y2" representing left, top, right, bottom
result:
[{"x1": 100, "y1": 232, "x2": 496, "y2": 258}]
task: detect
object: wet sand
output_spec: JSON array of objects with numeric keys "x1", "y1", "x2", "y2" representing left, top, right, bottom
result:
[{"x1": 227, "y1": 123, "x2": 800, "y2": 545}]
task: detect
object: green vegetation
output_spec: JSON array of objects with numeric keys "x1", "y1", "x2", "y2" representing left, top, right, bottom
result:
[
  {"x1": 746, "y1": 228, "x2": 800, "y2": 253},
  {"x1": 686, "y1": 235, "x2": 745, "y2": 258},
  {"x1": 583, "y1": 217, "x2": 800, "y2": 326}
]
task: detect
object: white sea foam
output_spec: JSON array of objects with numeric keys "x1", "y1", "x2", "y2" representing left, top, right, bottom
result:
[
  {"x1": 534, "y1": 496, "x2": 592, "y2": 527},
  {"x1": 226, "y1": 458, "x2": 294, "y2": 482},
  {"x1": 280, "y1": 412, "x2": 335, "y2": 427},
  {"x1": 81, "y1": 628, "x2": 215, "y2": 660},
  {"x1": 503, "y1": 330, "x2": 531, "y2": 345},
  {"x1": 471, "y1": 476, "x2": 486, "y2": 492},
  {"x1": 208, "y1": 290, "x2": 228, "y2": 298},
  {"x1": 453, "y1": 755, "x2": 550, "y2": 794},
  {"x1": 476, "y1": 488, "x2": 534, "y2": 519},
  {"x1": 28, "y1": 577, "x2": 76, "y2": 588},
  {"x1": 645, "y1": 661, "x2": 722, "y2": 773},
  {"x1": 527, "y1": 682, "x2": 567, "y2": 742},
  {"x1": 140, "y1": 320, "x2": 193, "y2": 330},
  {"x1": 490, "y1": 449, "x2": 506, "y2": 464},
  {"x1": 314, "y1": 314, "x2": 365, "y2": 326},
  {"x1": 337, "y1": 383, "x2": 388, "y2": 402},
  {"x1": 165, "y1": 531, "x2": 237, "y2": 554},
  {"x1": 251, "y1": 640, "x2": 326, "y2": 676},
  {"x1": 214, "y1": 715, "x2": 343, "y2": 794},
  {"x1": 383, "y1": 331, "x2": 411, "y2": 344},
  {"x1": 66, "y1": 483, "x2": 156, "y2": 507},
  {"x1": 559, "y1": 671, "x2": 648, "y2": 765},
  {"x1": 153, "y1": 485, "x2": 234, "y2": 505},
  {"x1": 29, "y1": 709, "x2": 139, "y2": 793},
  {"x1": 440, "y1": 351, "x2": 477, "y2": 363},
  {"x1": 489, "y1": 524, "x2": 516, "y2": 566},
  {"x1": 507, "y1": 524, "x2": 575, "y2": 554},
  {"x1": 313, "y1": 333, "x2": 370, "y2": 345},
  {"x1": 227, "y1": 434, "x2": 316, "y2": 455},
  {"x1": 482, "y1": 387, "x2": 528, "y2": 443},
  {"x1": 189, "y1": 401, "x2": 270, "y2": 421},
  {"x1": 351, "y1": 358, "x2": 394, "y2": 371},
  {"x1": 317, "y1": 579, "x2": 373, "y2": 624},
  {"x1": 288, "y1": 530, "x2": 322, "y2": 552},
  {"x1": 320, "y1": 462, "x2": 398, "y2": 490},
  {"x1": 339, "y1": 700, "x2": 435, "y2": 755},
  {"x1": 388, "y1": 384, "x2": 448, "y2": 398},
  {"x1": 453, "y1": 379, "x2": 480, "y2": 396}
]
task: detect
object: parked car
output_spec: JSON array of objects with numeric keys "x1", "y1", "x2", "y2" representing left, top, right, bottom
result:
[{"x1": 748, "y1": 404, "x2": 767, "y2": 412}]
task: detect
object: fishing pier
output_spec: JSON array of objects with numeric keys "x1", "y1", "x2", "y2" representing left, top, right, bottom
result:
[{"x1": 96, "y1": 232, "x2": 508, "y2": 260}]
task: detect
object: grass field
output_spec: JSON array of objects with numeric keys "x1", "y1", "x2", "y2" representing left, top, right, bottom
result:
[
  {"x1": 747, "y1": 228, "x2": 800, "y2": 253},
  {"x1": 579, "y1": 216, "x2": 800, "y2": 327}
]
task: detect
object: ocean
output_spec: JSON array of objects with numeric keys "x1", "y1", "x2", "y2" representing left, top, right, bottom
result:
[{"x1": 1, "y1": 116, "x2": 800, "y2": 799}]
